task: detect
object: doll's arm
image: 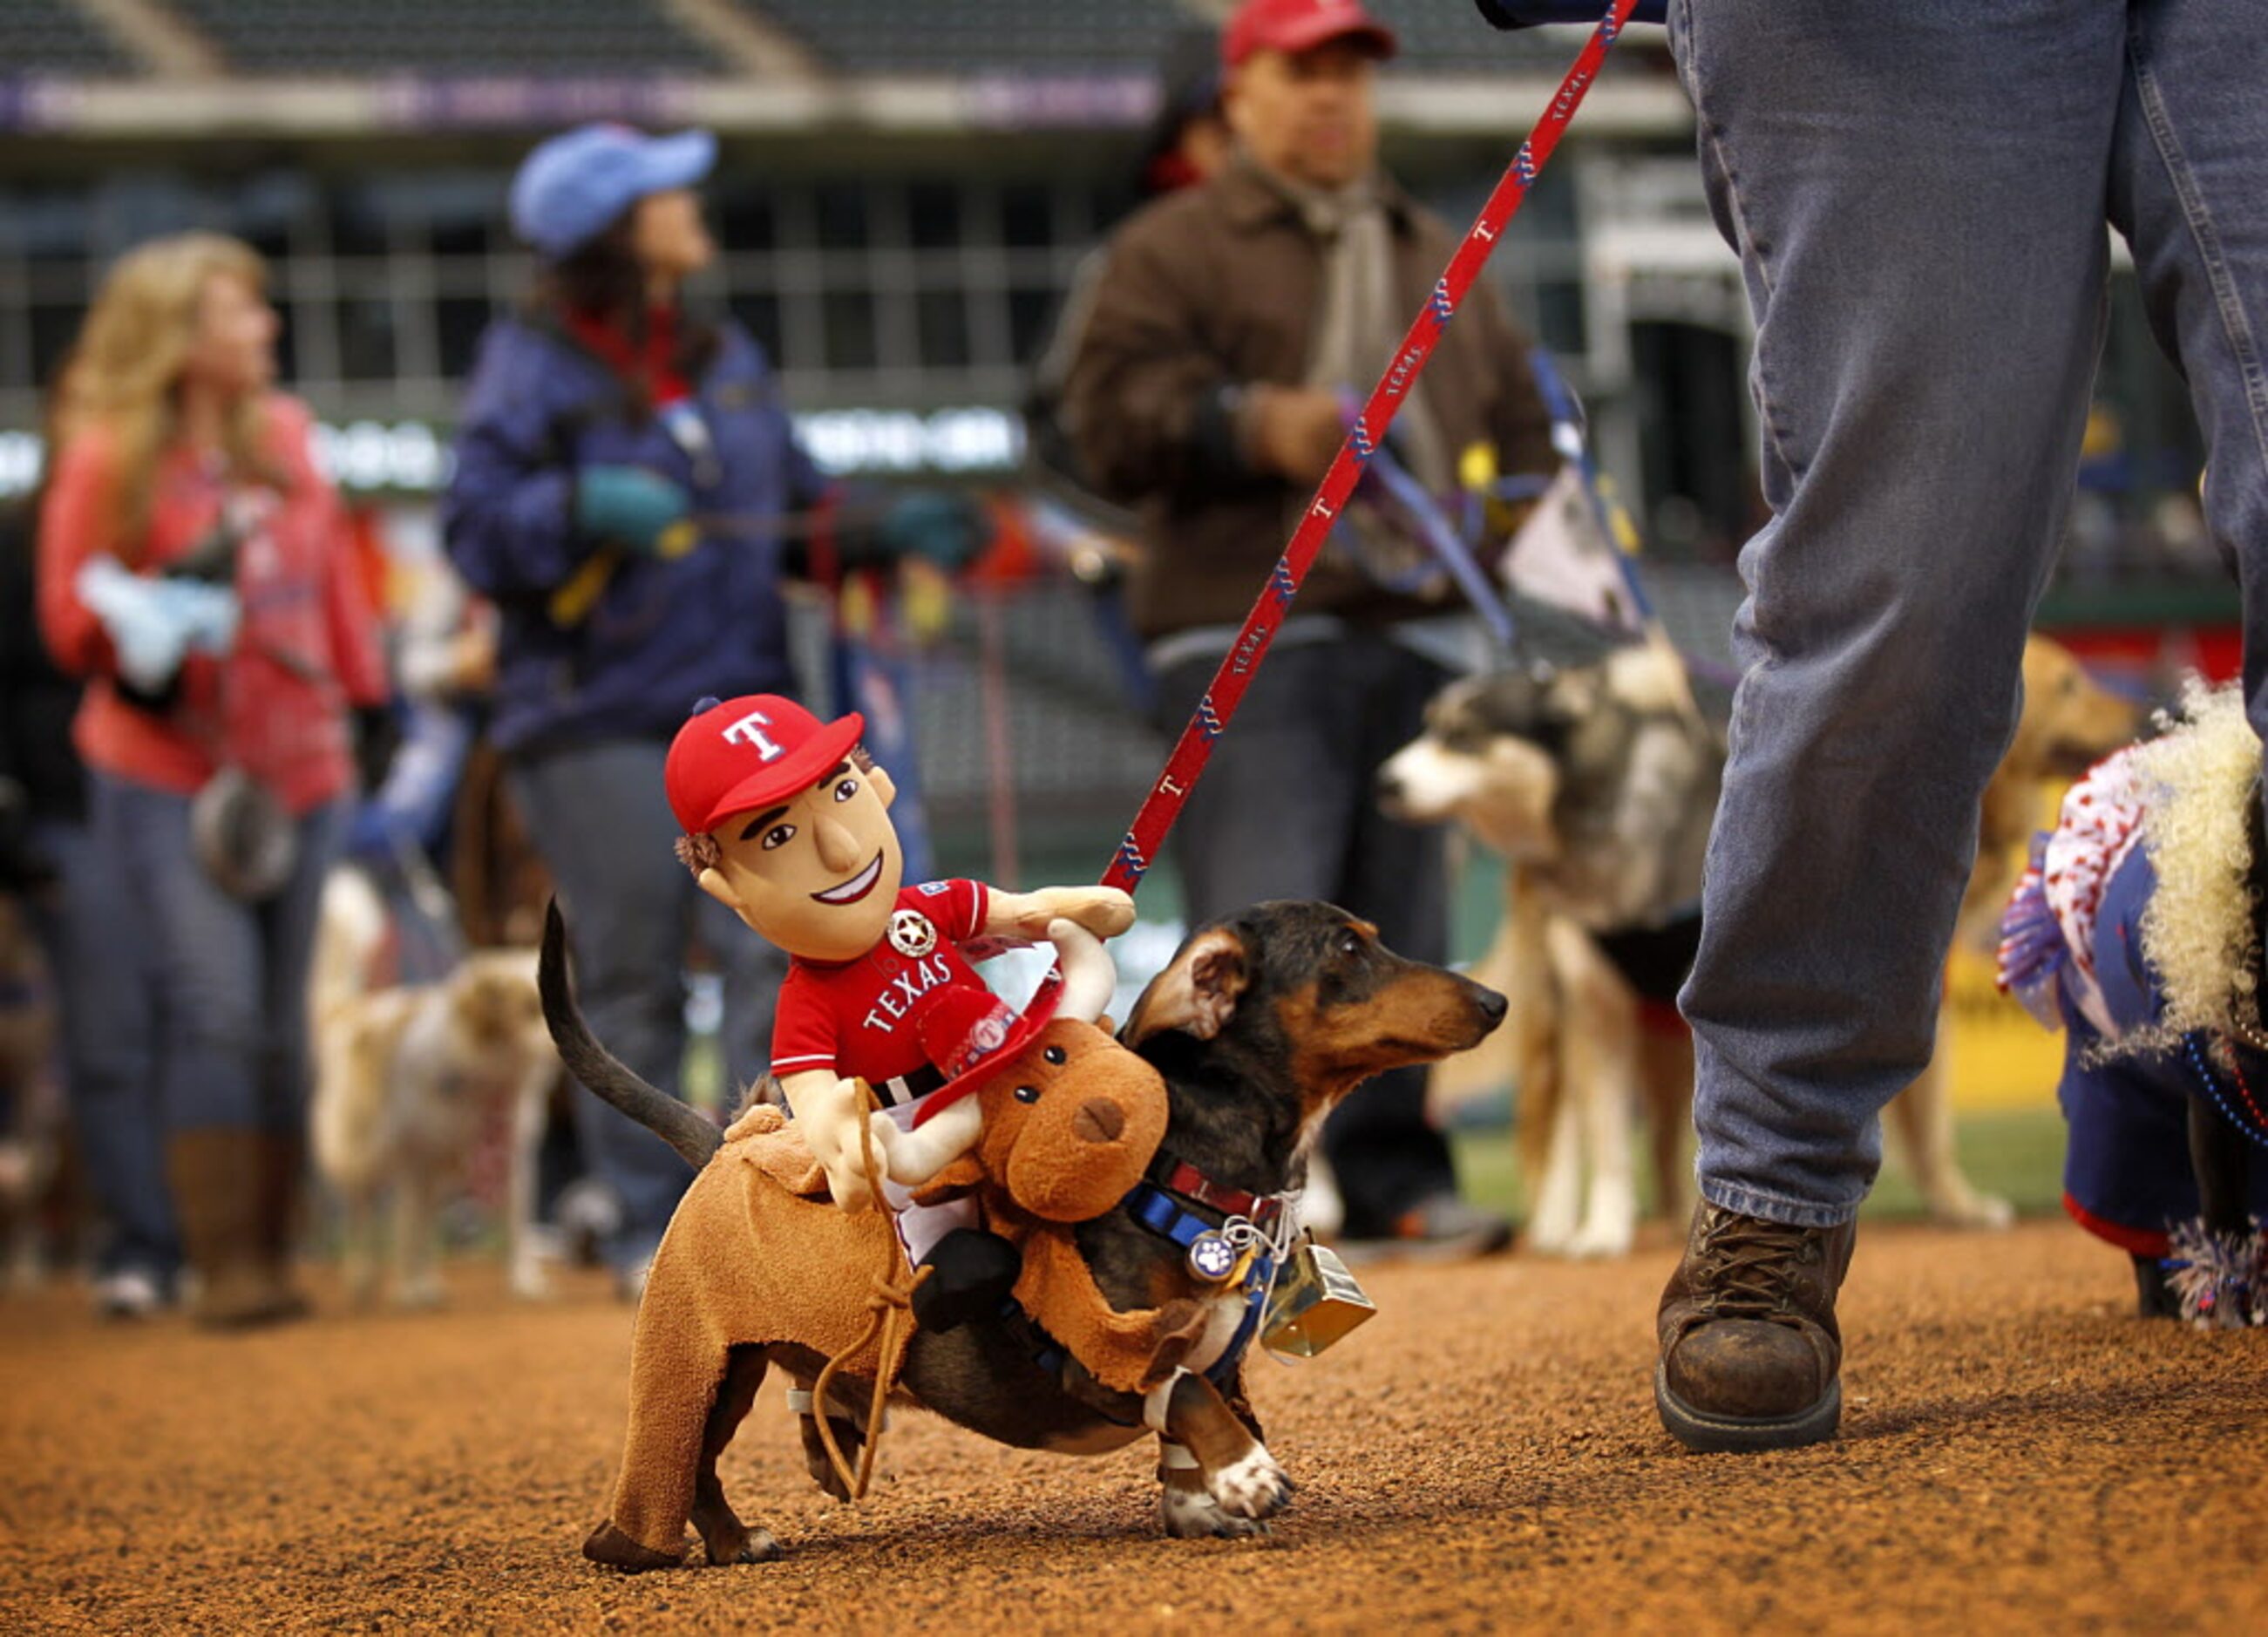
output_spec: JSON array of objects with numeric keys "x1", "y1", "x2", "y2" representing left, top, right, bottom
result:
[
  {"x1": 778, "y1": 1069, "x2": 880, "y2": 1213},
  {"x1": 866, "y1": 1097, "x2": 984, "y2": 1188},
  {"x1": 983, "y1": 885, "x2": 1135, "y2": 943}
]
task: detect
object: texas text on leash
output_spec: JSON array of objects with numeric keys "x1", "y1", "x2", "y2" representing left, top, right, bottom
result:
[
  {"x1": 1378, "y1": 635, "x2": 2136, "y2": 1257},
  {"x1": 541, "y1": 897, "x2": 1505, "y2": 1563}
]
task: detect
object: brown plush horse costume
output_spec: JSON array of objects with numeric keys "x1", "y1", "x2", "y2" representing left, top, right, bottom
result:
[{"x1": 543, "y1": 912, "x2": 1196, "y2": 1570}]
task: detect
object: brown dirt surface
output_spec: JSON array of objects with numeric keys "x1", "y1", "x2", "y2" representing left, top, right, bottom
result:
[{"x1": 3, "y1": 1218, "x2": 2264, "y2": 1634}]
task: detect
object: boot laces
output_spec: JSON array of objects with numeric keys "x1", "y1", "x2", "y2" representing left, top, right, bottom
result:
[{"x1": 1695, "y1": 1210, "x2": 1819, "y2": 1320}]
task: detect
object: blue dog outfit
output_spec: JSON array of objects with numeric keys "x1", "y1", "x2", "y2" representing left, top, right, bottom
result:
[{"x1": 2000, "y1": 686, "x2": 2268, "y2": 1322}]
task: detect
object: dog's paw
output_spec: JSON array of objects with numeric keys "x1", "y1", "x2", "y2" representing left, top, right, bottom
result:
[
  {"x1": 1564, "y1": 1218, "x2": 1636, "y2": 1260},
  {"x1": 1160, "y1": 1482, "x2": 1272, "y2": 1539},
  {"x1": 390, "y1": 1276, "x2": 447, "y2": 1311},
  {"x1": 704, "y1": 1528, "x2": 783, "y2": 1566},
  {"x1": 1930, "y1": 1189, "x2": 2015, "y2": 1232},
  {"x1": 1205, "y1": 1445, "x2": 1293, "y2": 1521}
]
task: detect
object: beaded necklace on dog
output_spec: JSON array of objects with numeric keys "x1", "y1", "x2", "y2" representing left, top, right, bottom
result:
[{"x1": 2177, "y1": 1034, "x2": 2268, "y2": 1150}]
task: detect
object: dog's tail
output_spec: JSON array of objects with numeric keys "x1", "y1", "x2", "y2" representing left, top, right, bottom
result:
[
  {"x1": 309, "y1": 867, "x2": 389, "y2": 1032},
  {"x1": 539, "y1": 900, "x2": 722, "y2": 1170}
]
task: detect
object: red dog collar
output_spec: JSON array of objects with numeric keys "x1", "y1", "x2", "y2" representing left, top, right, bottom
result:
[{"x1": 1153, "y1": 1158, "x2": 1286, "y2": 1231}]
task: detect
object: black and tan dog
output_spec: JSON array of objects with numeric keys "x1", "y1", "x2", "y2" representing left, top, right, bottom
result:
[{"x1": 543, "y1": 899, "x2": 1504, "y2": 1563}]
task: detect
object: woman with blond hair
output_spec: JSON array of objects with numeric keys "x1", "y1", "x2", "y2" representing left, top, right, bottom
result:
[{"x1": 38, "y1": 232, "x2": 389, "y2": 1328}]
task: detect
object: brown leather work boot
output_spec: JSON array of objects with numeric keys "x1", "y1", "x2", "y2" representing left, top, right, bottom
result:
[
  {"x1": 166, "y1": 1130, "x2": 306, "y2": 1330},
  {"x1": 1654, "y1": 1201, "x2": 1856, "y2": 1453},
  {"x1": 253, "y1": 1131, "x2": 314, "y2": 1322}
]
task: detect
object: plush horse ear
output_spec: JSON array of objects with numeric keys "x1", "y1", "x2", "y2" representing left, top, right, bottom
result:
[{"x1": 1121, "y1": 926, "x2": 1249, "y2": 1047}]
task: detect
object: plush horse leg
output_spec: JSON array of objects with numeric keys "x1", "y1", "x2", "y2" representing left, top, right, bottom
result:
[{"x1": 583, "y1": 1327, "x2": 732, "y2": 1571}]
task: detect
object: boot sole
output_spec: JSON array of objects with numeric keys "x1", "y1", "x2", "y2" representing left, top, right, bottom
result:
[{"x1": 1653, "y1": 1362, "x2": 1841, "y2": 1453}]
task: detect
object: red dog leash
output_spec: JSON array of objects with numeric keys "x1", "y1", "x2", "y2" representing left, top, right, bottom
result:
[{"x1": 1101, "y1": 0, "x2": 1643, "y2": 894}]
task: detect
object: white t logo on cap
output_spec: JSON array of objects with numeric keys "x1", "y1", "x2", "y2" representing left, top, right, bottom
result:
[{"x1": 723, "y1": 710, "x2": 783, "y2": 760}]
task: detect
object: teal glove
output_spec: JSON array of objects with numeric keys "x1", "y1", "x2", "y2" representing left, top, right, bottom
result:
[
  {"x1": 877, "y1": 490, "x2": 989, "y2": 571},
  {"x1": 575, "y1": 465, "x2": 691, "y2": 554}
]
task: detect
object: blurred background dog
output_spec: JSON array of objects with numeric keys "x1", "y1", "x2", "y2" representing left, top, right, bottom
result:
[
  {"x1": 1381, "y1": 632, "x2": 2141, "y2": 1258},
  {"x1": 309, "y1": 869, "x2": 559, "y2": 1307}
]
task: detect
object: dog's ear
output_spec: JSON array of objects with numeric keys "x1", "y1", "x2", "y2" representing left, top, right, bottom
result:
[{"x1": 1122, "y1": 927, "x2": 1249, "y2": 1047}]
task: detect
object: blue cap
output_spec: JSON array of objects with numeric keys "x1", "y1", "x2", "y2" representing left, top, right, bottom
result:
[{"x1": 508, "y1": 124, "x2": 717, "y2": 259}]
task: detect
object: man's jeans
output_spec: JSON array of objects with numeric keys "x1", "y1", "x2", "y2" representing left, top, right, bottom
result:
[
  {"x1": 92, "y1": 774, "x2": 347, "y2": 1137},
  {"x1": 1152, "y1": 633, "x2": 1459, "y2": 1235},
  {"x1": 510, "y1": 739, "x2": 784, "y2": 1271},
  {"x1": 1669, "y1": 0, "x2": 2268, "y2": 1226}
]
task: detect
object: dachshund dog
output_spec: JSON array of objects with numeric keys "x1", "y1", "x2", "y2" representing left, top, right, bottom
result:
[{"x1": 543, "y1": 899, "x2": 1504, "y2": 1566}]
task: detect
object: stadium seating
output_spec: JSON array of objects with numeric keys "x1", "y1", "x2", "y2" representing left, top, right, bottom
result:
[
  {"x1": 750, "y1": 0, "x2": 1188, "y2": 74},
  {"x1": 1364, "y1": 0, "x2": 1584, "y2": 70},
  {"x1": 166, "y1": 0, "x2": 718, "y2": 76},
  {"x1": 0, "y1": 0, "x2": 133, "y2": 75},
  {"x1": 754, "y1": 0, "x2": 1591, "y2": 78}
]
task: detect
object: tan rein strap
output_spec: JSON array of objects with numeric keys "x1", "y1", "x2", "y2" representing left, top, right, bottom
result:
[{"x1": 809, "y1": 1086, "x2": 927, "y2": 1502}]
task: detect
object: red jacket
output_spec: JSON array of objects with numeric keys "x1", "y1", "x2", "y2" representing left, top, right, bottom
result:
[{"x1": 38, "y1": 395, "x2": 389, "y2": 815}]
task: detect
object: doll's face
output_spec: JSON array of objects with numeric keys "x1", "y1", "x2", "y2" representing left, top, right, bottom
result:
[{"x1": 696, "y1": 762, "x2": 904, "y2": 961}]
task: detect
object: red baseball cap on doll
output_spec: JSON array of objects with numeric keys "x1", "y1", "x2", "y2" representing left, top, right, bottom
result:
[
  {"x1": 666, "y1": 694, "x2": 866, "y2": 834},
  {"x1": 1221, "y1": 0, "x2": 1397, "y2": 66}
]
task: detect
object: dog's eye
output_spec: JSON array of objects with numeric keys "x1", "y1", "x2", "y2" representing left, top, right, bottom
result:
[
  {"x1": 1042, "y1": 1044, "x2": 1066, "y2": 1065},
  {"x1": 834, "y1": 778, "x2": 859, "y2": 802},
  {"x1": 760, "y1": 823, "x2": 796, "y2": 851},
  {"x1": 1014, "y1": 1084, "x2": 1041, "y2": 1104},
  {"x1": 1335, "y1": 930, "x2": 1363, "y2": 958}
]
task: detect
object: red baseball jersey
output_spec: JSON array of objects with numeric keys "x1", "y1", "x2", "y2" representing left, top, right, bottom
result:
[{"x1": 770, "y1": 879, "x2": 992, "y2": 1087}]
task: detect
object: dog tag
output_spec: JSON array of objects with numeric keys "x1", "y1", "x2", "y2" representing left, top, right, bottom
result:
[
  {"x1": 1186, "y1": 1232, "x2": 1240, "y2": 1283},
  {"x1": 1260, "y1": 1239, "x2": 1376, "y2": 1360}
]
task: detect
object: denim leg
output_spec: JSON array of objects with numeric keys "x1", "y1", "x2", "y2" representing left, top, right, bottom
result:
[
  {"x1": 1329, "y1": 642, "x2": 1459, "y2": 1232},
  {"x1": 1151, "y1": 636, "x2": 1460, "y2": 1230},
  {"x1": 26, "y1": 818, "x2": 172, "y2": 1277},
  {"x1": 2108, "y1": 2, "x2": 2268, "y2": 737},
  {"x1": 255, "y1": 799, "x2": 350, "y2": 1134},
  {"x1": 94, "y1": 774, "x2": 269, "y2": 1133},
  {"x1": 1151, "y1": 642, "x2": 1358, "y2": 924},
  {"x1": 695, "y1": 884, "x2": 785, "y2": 1107},
  {"x1": 1671, "y1": 0, "x2": 2129, "y2": 1225},
  {"x1": 508, "y1": 739, "x2": 706, "y2": 1265}
]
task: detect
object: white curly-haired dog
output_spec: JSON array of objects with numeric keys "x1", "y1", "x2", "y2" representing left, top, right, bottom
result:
[{"x1": 309, "y1": 870, "x2": 559, "y2": 1306}]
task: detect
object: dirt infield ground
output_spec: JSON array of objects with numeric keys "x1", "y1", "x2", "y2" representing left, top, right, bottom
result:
[{"x1": 3, "y1": 1218, "x2": 2262, "y2": 1634}]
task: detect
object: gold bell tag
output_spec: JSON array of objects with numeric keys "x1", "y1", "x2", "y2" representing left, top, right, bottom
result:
[{"x1": 1260, "y1": 1233, "x2": 1375, "y2": 1360}]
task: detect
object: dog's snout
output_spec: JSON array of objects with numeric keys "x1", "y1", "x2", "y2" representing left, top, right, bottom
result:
[
  {"x1": 1475, "y1": 983, "x2": 1509, "y2": 1026},
  {"x1": 1072, "y1": 1099, "x2": 1125, "y2": 1145}
]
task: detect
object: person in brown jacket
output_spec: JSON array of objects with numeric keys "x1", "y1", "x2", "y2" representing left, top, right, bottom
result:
[{"x1": 1060, "y1": 0, "x2": 1558, "y2": 1256}]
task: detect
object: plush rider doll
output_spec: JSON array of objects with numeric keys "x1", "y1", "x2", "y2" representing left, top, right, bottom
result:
[{"x1": 667, "y1": 693, "x2": 1134, "y2": 1327}]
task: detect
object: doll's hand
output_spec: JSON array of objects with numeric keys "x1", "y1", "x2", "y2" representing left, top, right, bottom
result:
[
  {"x1": 1041, "y1": 886, "x2": 1136, "y2": 941},
  {"x1": 786, "y1": 1071, "x2": 879, "y2": 1213}
]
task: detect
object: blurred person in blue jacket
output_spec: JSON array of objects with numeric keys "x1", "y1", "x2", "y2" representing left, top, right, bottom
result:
[{"x1": 445, "y1": 125, "x2": 983, "y2": 1295}]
